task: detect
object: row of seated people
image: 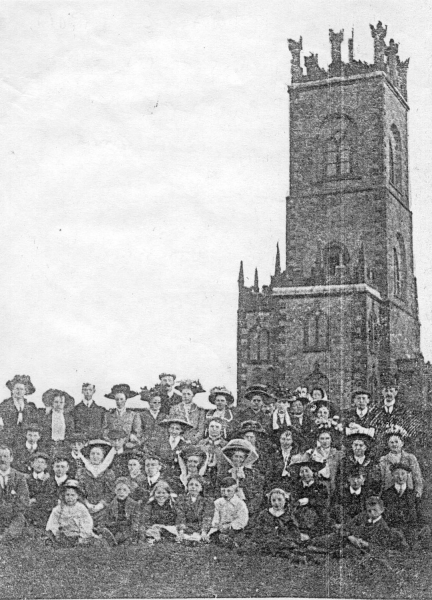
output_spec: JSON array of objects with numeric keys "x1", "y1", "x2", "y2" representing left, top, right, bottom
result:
[{"x1": 0, "y1": 412, "x2": 428, "y2": 554}]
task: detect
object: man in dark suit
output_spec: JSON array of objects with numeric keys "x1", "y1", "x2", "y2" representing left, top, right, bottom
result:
[
  {"x1": 0, "y1": 375, "x2": 39, "y2": 445},
  {"x1": 12, "y1": 423, "x2": 47, "y2": 474},
  {"x1": 153, "y1": 373, "x2": 182, "y2": 415},
  {"x1": 73, "y1": 383, "x2": 106, "y2": 439},
  {"x1": 0, "y1": 444, "x2": 30, "y2": 541}
]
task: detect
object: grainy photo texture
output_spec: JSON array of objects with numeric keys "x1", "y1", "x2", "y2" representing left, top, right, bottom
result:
[{"x1": 1, "y1": 1, "x2": 432, "y2": 599}]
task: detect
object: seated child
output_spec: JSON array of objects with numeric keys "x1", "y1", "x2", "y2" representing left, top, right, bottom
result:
[
  {"x1": 241, "y1": 488, "x2": 306, "y2": 558},
  {"x1": 176, "y1": 476, "x2": 214, "y2": 543},
  {"x1": 312, "y1": 496, "x2": 408, "y2": 556},
  {"x1": 382, "y1": 462, "x2": 429, "y2": 548},
  {"x1": 331, "y1": 465, "x2": 368, "y2": 524},
  {"x1": 46, "y1": 479, "x2": 95, "y2": 546},
  {"x1": 99, "y1": 477, "x2": 141, "y2": 546},
  {"x1": 25, "y1": 452, "x2": 56, "y2": 529},
  {"x1": 106, "y1": 429, "x2": 130, "y2": 478},
  {"x1": 77, "y1": 442, "x2": 116, "y2": 524},
  {"x1": 141, "y1": 480, "x2": 178, "y2": 543},
  {"x1": 13, "y1": 423, "x2": 46, "y2": 474},
  {"x1": 208, "y1": 477, "x2": 248, "y2": 545},
  {"x1": 290, "y1": 454, "x2": 330, "y2": 536}
]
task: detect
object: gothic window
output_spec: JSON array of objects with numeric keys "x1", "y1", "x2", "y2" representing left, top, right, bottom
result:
[
  {"x1": 389, "y1": 124, "x2": 402, "y2": 190},
  {"x1": 323, "y1": 243, "x2": 350, "y2": 276},
  {"x1": 248, "y1": 327, "x2": 270, "y2": 363},
  {"x1": 304, "y1": 311, "x2": 329, "y2": 352},
  {"x1": 321, "y1": 114, "x2": 355, "y2": 179}
]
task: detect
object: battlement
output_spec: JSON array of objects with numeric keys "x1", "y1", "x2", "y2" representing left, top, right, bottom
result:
[{"x1": 288, "y1": 22, "x2": 409, "y2": 100}]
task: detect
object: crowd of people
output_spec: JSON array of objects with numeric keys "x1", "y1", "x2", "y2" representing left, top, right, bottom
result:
[{"x1": 0, "y1": 372, "x2": 429, "y2": 562}]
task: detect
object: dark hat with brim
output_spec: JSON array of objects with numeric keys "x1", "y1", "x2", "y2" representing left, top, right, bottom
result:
[
  {"x1": 42, "y1": 389, "x2": 75, "y2": 413},
  {"x1": 104, "y1": 384, "x2": 139, "y2": 400},
  {"x1": 159, "y1": 417, "x2": 194, "y2": 430},
  {"x1": 289, "y1": 453, "x2": 326, "y2": 473},
  {"x1": 351, "y1": 389, "x2": 371, "y2": 401},
  {"x1": 81, "y1": 439, "x2": 112, "y2": 458},
  {"x1": 290, "y1": 395, "x2": 310, "y2": 406},
  {"x1": 25, "y1": 422, "x2": 42, "y2": 433},
  {"x1": 67, "y1": 432, "x2": 88, "y2": 444},
  {"x1": 180, "y1": 445, "x2": 207, "y2": 462},
  {"x1": 124, "y1": 449, "x2": 145, "y2": 462},
  {"x1": 244, "y1": 384, "x2": 274, "y2": 401},
  {"x1": 60, "y1": 479, "x2": 85, "y2": 497},
  {"x1": 6, "y1": 374, "x2": 36, "y2": 395},
  {"x1": 159, "y1": 373, "x2": 176, "y2": 380},
  {"x1": 208, "y1": 386, "x2": 235, "y2": 406},
  {"x1": 236, "y1": 420, "x2": 267, "y2": 436},
  {"x1": 346, "y1": 464, "x2": 366, "y2": 479},
  {"x1": 175, "y1": 380, "x2": 206, "y2": 395},
  {"x1": 385, "y1": 425, "x2": 408, "y2": 440},
  {"x1": 310, "y1": 399, "x2": 337, "y2": 414}
]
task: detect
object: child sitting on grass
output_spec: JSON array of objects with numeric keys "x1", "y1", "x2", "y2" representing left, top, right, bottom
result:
[
  {"x1": 175, "y1": 475, "x2": 214, "y2": 543},
  {"x1": 45, "y1": 479, "x2": 95, "y2": 546},
  {"x1": 240, "y1": 488, "x2": 307, "y2": 558},
  {"x1": 331, "y1": 465, "x2": 368, "y2": 524},
  {"x1": 25, "y1": 452, "x2": 54, "y2": 529},
  {"x1": 99, "y1": 477, "x2": 140, "y2": 546},
  {"x1": 208, "y1": 477, "x2": 248, "y2": 546},
  {"x1": 141, "y1": 480, "x2": 178, "y2": 544}
]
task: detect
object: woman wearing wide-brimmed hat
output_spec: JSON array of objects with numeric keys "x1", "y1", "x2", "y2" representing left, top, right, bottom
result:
[
  {"x1": 205, "y1": 387, "x2": 235, "y2": 438},
  {"x1": 235, "y1": 420, "x2": 271, "y2": 476},
  {"x1": 235, "y1": 385, "x2": 274, "y2": 429},
  {"x1": 0, "y1": 375, "x2": 39, "y2": 444},
  {"x1": 219, "y1": 438, "x2": 265, "y2": 518},
  {"x1": 169, "y1": 380, "x2": 206, "y2": 444},
  {"x1": 41, "y1": 389, "x2": 75, "y2": 453},
  {"x1": 102, "y1": 384, "x2": 142, "y2": 447},
  {"x1": 309, "y1": 398, "x2": 343, "y2": 449}
]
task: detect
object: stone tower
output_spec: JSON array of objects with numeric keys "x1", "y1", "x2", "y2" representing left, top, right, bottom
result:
[{"x1": 237, "y1": 23, "x2": 428, "y2": 408}]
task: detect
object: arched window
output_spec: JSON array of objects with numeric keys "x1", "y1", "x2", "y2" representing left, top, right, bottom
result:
[
  {"x1": 389, "y1": 125, "x2": 402, "y2": 190},
  {"x1": 304, "y1": 311, "x2": 329, "y2": 352},
  {"x1": 323, "y1": 243, "x2": 350, "y2": 276},
  {"x1": 248, "y1": 327, "x2": 271, "y2": 363}
]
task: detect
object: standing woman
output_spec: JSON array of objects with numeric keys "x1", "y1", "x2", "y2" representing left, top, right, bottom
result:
[
  {"x1": 41, "y1": 389, "x2": 75, "y2": 456},
  {"x1": 169, "y1": 380, "x2": 206, "y2": 444},
  {"x1": 309, "y1": 429, "x2": 343, "y2": 494},
  {"x1": 0, "y1": 375, "x2": 38, "y2": 445},
  {"x1": 205, "y1": 387, "x2": 235, "y2": 438},
  {"x1": 102, "y1": 384, "x2": 142, "y2": 448}
]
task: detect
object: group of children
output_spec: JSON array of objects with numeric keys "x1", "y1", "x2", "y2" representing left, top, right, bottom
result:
[{"x1": 0, "y1": 373, "x2": 429, "y2": 560}]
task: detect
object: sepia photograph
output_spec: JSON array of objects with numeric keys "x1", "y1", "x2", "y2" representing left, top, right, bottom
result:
[{"x1": 0, "y1": 0, "x2": 432, "y2": 598}]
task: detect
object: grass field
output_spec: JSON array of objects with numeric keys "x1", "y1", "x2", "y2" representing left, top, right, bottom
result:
[{"x1": 0, "y1": 535, "x2": 431, "y2": 599}]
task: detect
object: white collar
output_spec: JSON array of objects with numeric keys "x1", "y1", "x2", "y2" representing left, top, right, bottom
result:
[
  {"x1": 148, "y1": 473, "x2": 160, "y2": 485},
  {"x1": 33, "y1": 471, "x2": 46, "y2": 481},
  {"x1": 116, "y1": 408, "x2": 127, "y2": 416},
  {"x1": 82, "y1": 399, "x2": 94, "y2": 408},
  {"x1": 149, "y1": 409, "x2": 160, "y2": 417},
  {"x1": 349, "y1": 486, "x2": 362, "y2": 496},
  {"x1": 13, "y1": 399, "x2": 24, "y2": 410},
  {"x1": 55, "y1": 474, "x2": 68, "y2": 484},
  {"x1": 302, "y1": 480, "x2": 314, "y2": 487},
  {"x1": 395, "y1": 483, "x2": 407, "y2": 494},
  {"x1": 384, "y1": 401, "x2": 395, "y2": 412},
  {"x1": 26, "y1": 442, "x2": 38, "y2": 451},
  {"x1": 369, "y1": 515, "x2": 382, "y2": 524},
  {"x1": 356, "y1": 408, "x2": 368, "y2": 418},
  {"x1": 269, "y1": 507, "x2": 285, "y2": 517},
  {"x1": 354, "y1": 455, "x2": 366, "y2": 464}
]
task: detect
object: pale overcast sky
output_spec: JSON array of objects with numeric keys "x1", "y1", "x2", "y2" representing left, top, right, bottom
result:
[{"x1": 1, "y1": 0, "x2": 431, "y2": 407}]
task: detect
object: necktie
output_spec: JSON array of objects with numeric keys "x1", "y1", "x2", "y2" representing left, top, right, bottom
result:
[{"x1": 17, "y1": 409, "x2": 23, "y2": 425}]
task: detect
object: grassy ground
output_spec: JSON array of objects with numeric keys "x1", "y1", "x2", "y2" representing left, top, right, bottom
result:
[{"x1": 0, "y1": 536, "x2": 431, "y2": 599}]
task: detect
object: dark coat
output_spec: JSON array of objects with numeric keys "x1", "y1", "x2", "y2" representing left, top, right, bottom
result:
[
  {"x1": 0, "y1": 398, "x2": 40, "y2": 445},
  {"x1": 40, "y1": 411, "x2": 75, "y2": 445},
  {"x1": 291, "y1": 478, "x2": 329, "y2": 534},
  {"x1": 332, "y1": 484, "x2": 368, "y2": 523},
  {"x1": 289, "y1": 413, "x2": 314, "y2": 451},
  {"x1": 12, "y1": 441, "x2": 49, "y2": 474},
  {"x1": 102, "y1": 496, "x2": 141, "y2": 534},
  {"x1": 175, "y1": 494, "x2": 214, "y2": 534},
  {"x1": 158, "y1": 389, "x2": 182, "y2": 415},
  {"x1": 142, "y1": 499, "x2": 178, "y2": 528},
  {"x1": 72, "y1": 402, "x2": 106, "y2": 439},
  {"x1": 0, "y1": 468, "x2": 30, "y2": 520},
  {"x1": 346, "y1": 511, "x2": 407, "y2": 550},
  {"x1": 335, "y1": 454, "x2": 381, "y2": 496},
  {"x1": 251, "y1": 509, "x2": 302, "y2": 546},
  {"x1": 25, "y1": 473, "x2": 56, "y2": 527},
  {"x1": 268, "y1": 446, "x2": 300, "y2": 493},
  {"x1": 381, "y1": 486, "x2": 419, "y2": 529},
  {"x1": 77, "y1": 466, "x2": 115, "y2": 506},
  {"x1": 140, "y1": 409, "x2": 168, "y2": 450},
  {"x1": 152, "y1": 436, "x2": 190, "y2": 478}
]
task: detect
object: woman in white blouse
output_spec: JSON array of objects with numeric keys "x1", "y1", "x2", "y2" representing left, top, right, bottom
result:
[{"x1": 41, "y1": 389, "x2": 75, "y2": 453}]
